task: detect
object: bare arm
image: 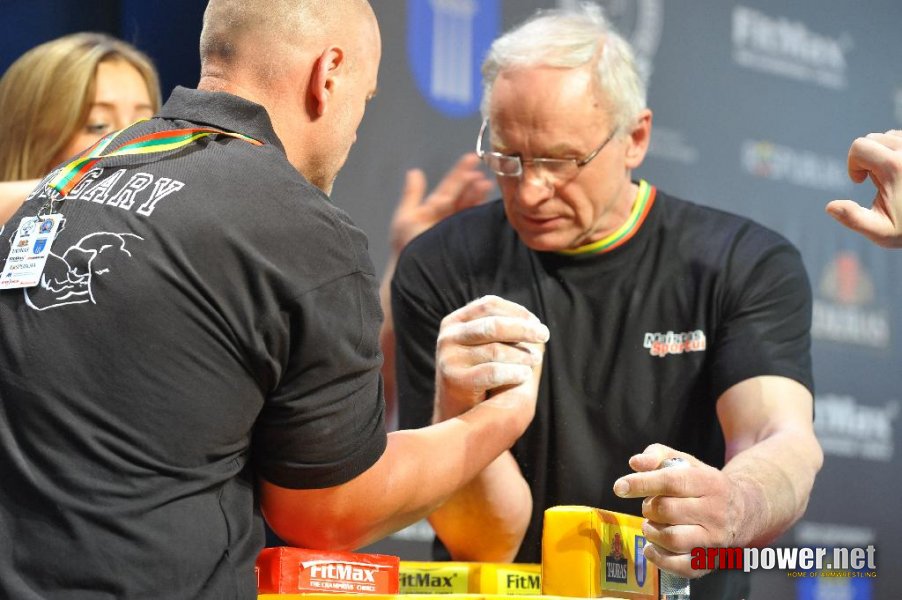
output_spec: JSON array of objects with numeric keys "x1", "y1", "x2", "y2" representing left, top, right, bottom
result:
[
  {"x1": 613, "y1": 375, "x2": 823, "y2": 577},
  {"x1": 826, "y1": 129, "x2": 902, "y2": 248},
  {"x1": 0, "y1": 180, "x2": 39, "y2": 225},
  {"x1": 262, "y1": 295, "x2": 547, "y2": 551},
  {"x1": 424, "y1": 303, "x2": 539, "y2": 562},
  {"x1": 425, "y1": 450, "x2": 532, "y2": 562},
  {"x1": 716, "y1": 375, "x2": 823, "y2": 546}
]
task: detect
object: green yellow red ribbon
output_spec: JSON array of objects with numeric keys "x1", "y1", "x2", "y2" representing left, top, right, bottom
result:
[
  {"x1": 48, "y1": 124, "x2": 263, "y2": 197},
  {"x1": 559, "y1": 179, "x2": 656, "y2": 256}
]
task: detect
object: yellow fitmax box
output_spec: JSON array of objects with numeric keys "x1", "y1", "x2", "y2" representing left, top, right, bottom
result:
[
  {"x1": 399, "y1": 561, "x2": 541, "y2": 595},
  {"x1": 479, "y1": 563, "x2": 541, "y2": 595},
  {"x1": 399, "y1": 562, "x2": 475, "y2": 594},
  {"x1": 541, "y1": 506, "x2": 659, "y2": 599}
]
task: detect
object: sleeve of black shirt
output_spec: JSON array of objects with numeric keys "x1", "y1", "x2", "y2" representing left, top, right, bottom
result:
[
  {"x1": 253, "y1": 268, "x2": 388, "y2": 489},
  {"x1": 709, "y1": 226, "x2": 814, "y2": 400}
]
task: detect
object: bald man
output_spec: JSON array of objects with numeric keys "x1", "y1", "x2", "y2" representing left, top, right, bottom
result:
[{"x1": 0, "y1": 1, "x2": 548, "y2": 598}]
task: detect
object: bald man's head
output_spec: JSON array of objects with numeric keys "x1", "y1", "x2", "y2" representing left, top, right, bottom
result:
[
  {"x1": 199, "y1": 0, "x2": 377, "y2": 83},
  {"x1": 198, "y1": 0, "x2": 380, "y2": 194}
]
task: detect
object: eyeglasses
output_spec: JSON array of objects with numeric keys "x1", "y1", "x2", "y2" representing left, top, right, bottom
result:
[{"x1": 475, "y1": 118, "x2": 617, "y2": 182}]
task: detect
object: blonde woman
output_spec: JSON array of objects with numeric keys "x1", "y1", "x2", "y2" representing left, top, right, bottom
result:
[{"x1": 0, "y1": 32, "x2": 160, "y2": 224}]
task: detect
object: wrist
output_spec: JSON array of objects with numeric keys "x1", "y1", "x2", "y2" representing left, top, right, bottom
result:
[
  {"x1": 453, "y1": 400, "x2": 530, "y2": 449},
  {"x1": 431, "y1": 388, "x2": 480, "y2": 424},
  {"x1": 724, "y1": 470, "x2": 765, "y2": 547}
]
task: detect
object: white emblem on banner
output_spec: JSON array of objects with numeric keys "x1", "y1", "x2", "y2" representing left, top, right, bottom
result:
[
  {"x1": 732, "y1": 5, "x2": 852, "y2": 90},
  {"x1": 740, "y1": 140, "x2": 851, "y2": 193},
  {"x1": 407, "y1": 0, "x2": 499, "y2": 118},
  {"x1": 429, "y1": 0, "x2": 477, "y2": 105},
  {"x1": 812, "y1": 251, "x2": 890, "y2": 348},
  {"x1": 815, "y1": 394, "x2": 898, "y2": 462}
]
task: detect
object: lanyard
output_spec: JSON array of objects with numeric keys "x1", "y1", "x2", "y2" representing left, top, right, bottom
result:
[{"x1": 46, "y1": 124, "x2": 263, "y2": 201}]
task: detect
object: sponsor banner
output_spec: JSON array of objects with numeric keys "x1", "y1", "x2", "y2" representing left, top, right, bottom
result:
[
  {"x1": 811, "y1": 251, "x2": 891, "y2": 348},
  {"x1": 796, "y1": 576, "x2": 873, "y2": 600},
  {"x1": 815, "y1": 394, "x2": 898, "y2": 462},
  {"x1": 732, "y1": 5, "x2": 852, "y2": 89},
  {"x1": 795, "y1": 522, "x2": 875, "y2": 548},
  {"x1": 647, "y1": 126, "x2": 699, "y2": 165},
  {"x1": 792, "y1": 523, "x2": 877, "y2": 598},
  {"x1": 741, "y1": 140, "x2": 850, "y2": 192}
]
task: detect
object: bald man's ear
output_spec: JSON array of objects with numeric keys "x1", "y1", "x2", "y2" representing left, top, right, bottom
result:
[{"x1": 310, "y1": 46, "x2": 345, "y2": 117}]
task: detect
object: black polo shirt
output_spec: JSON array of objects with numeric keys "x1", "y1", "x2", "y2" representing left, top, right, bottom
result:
[{"x1": 0, "y1": 87, "x2": 386, "y2": 599}]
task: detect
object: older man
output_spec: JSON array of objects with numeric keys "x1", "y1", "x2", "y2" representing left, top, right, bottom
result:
[
  {"x1": 393, "y1": 4, "x2": 822, "y2": 599},
  {"x1": 0, "y1": 1, "x2": 549, "y2": 598}
]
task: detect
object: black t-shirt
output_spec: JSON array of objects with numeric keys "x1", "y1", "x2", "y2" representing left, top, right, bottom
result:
[
  {"x1": 0, "y1": 87, "x2": 387, "y2": 599},
  {"x1": 393, "y1": 185, "x2": 813, "y2": 600}
]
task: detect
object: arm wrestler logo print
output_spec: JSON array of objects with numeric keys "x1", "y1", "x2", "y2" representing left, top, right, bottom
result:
[
  {"x1": 2, "y1": 165, "x2": 185, "y2": 310},
  {"x1": 24, "y1": 231, "x2": 143, "y2": 311}
]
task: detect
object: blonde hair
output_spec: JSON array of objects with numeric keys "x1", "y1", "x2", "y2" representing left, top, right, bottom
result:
[{"x1": 0, "y1": 32, "x2": 161, "y2": 181}]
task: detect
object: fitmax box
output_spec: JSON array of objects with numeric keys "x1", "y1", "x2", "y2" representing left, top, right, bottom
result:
[
  {"x1": 256, "y1": 546, "x2": 399, "y2": 595},
  {"x1": 399, "y1": 561, "x2": 541, "y2": 595},
  {"x1": 541, "y1": 506, "x2": 659, "y2": 599}
]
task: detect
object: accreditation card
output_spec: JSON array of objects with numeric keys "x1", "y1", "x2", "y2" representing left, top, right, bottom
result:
[{"x1": 0, "y1": 214, "x2": 63, "y2": 289}]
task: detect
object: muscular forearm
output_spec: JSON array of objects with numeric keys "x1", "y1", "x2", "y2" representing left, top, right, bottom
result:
[
  {"x1": 613, "y1": 378, "x2": 822, "y2": 577},
  {"x1": 260, "y1": 399, "x2": 532, "y2": 551},
  {"x1": 723, "y1": 427, "x2": 823, "y2": 547},
  {"x1": 427, "y1": 450, "x2": 531, "y2": 562}
]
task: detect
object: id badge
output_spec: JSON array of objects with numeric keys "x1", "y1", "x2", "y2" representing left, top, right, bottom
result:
[{"x1": 0, "y1": 214, "x2": 64, "y2": 289}]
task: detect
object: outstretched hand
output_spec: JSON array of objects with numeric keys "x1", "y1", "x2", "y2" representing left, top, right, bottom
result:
[
  {"x1": 826, "y1": 130, "x2": 902, "y2": 248},
  {"x1": 390, "y1": 153, "x2": 493, "y2": 253}
]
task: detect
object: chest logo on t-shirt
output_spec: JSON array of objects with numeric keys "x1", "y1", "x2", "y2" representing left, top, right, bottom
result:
[{"x1": 643, "y1": 329, "x2": 707, "y2": 357}]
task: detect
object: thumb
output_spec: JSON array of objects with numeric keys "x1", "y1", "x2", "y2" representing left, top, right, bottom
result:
[
  {"x1": 826, "y1": 199, "x2": 896, "y2": 244},
  {"x1": 825, "y1": 199, "x2": 858, "y2": 221},
  {"x1": 826, "y1": 198, "x2": 870, "y2": 229}
]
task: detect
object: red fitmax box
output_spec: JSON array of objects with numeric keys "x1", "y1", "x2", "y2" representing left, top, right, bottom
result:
[{"x1": 256, "y1": 547, "x2": 400, "y2": 595}]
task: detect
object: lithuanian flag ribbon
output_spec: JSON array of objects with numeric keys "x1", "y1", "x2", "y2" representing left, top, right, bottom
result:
[
  {"x1": 559, "y1": 179, "x2": 656, "y2": 256},
  {"x1": 48, "y1": 124, "x2": 263, "y2": 197}
]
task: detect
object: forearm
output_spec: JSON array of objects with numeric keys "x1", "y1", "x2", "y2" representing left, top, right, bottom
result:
[
  {"x1": 261, "y1": 399, "x2": 529, "y2": 551},
  {"x1": 427, "y1": 450, "x2": 531, "y2": 562},
  {"x1": 723, "y1": 427, "x2": 823, "y2": 547}
]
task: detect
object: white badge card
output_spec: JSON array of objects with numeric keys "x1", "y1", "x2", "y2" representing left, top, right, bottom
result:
[{"x1": 0, "y1": 214, "x2": 63, "y2": 289}]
